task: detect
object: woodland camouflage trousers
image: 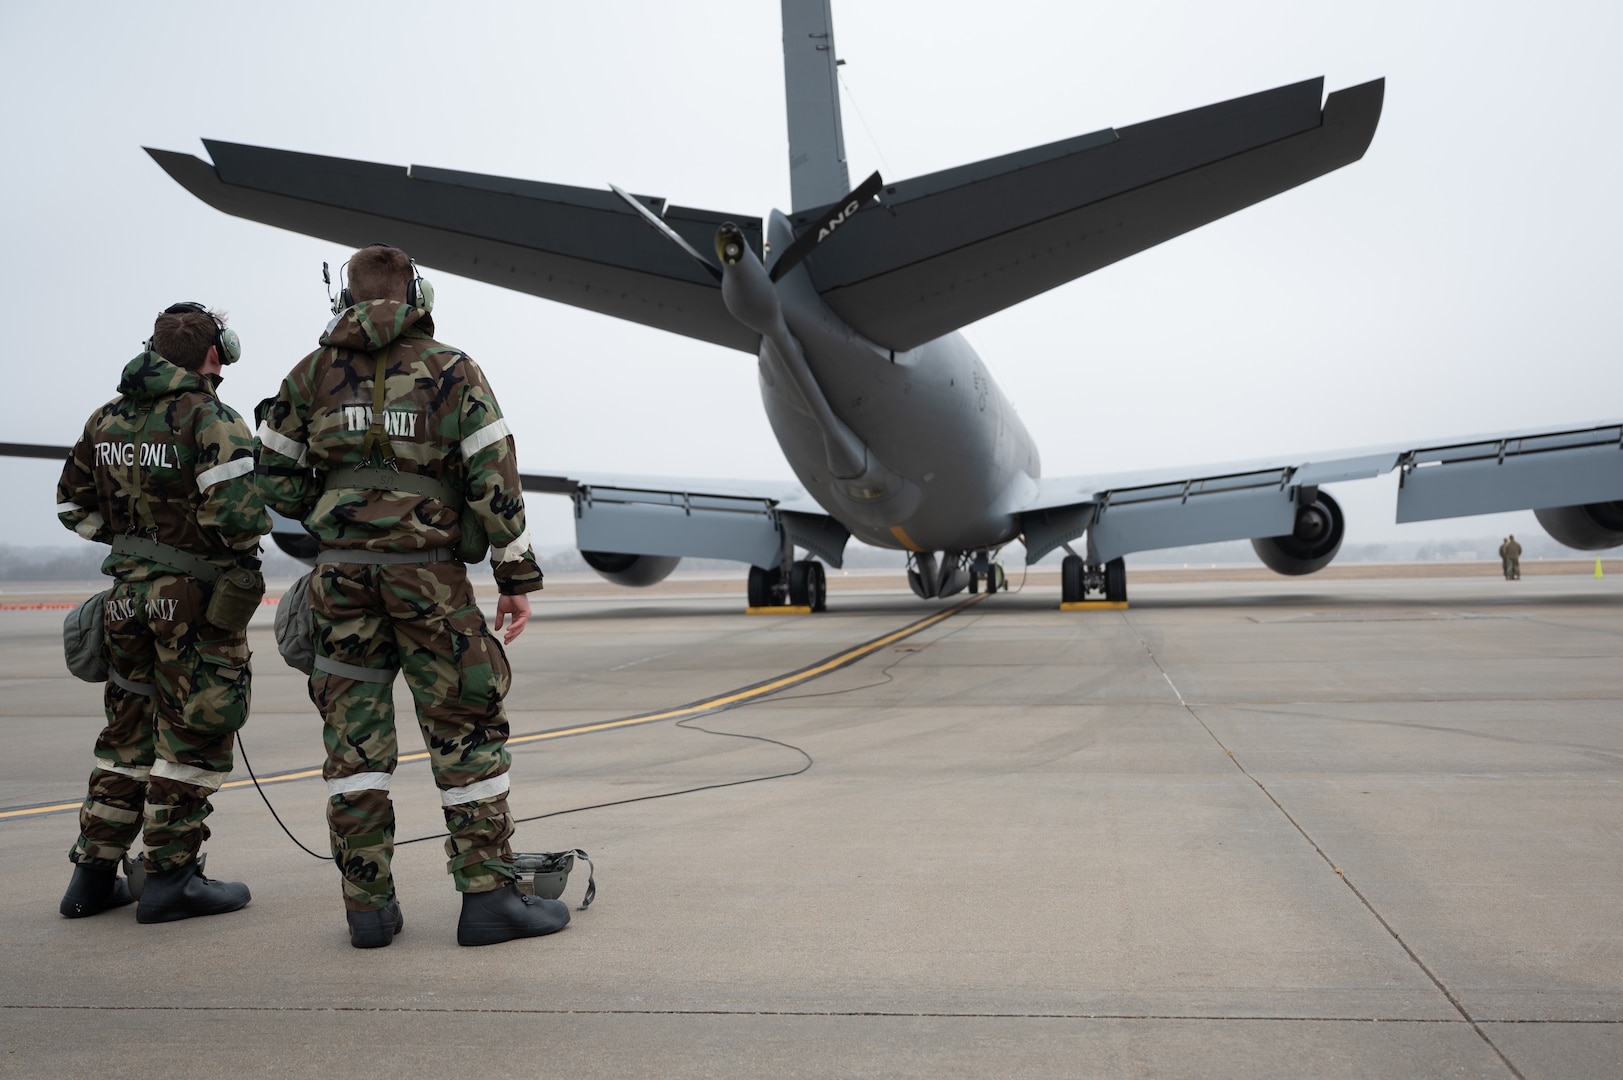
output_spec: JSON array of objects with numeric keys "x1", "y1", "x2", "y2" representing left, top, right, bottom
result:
[
  {"x1": 73, "y1": 573, "x2": 252, "y2": 872},
  {"x1": 308, "y1": 560, "x2": 517, "y2": 911}
]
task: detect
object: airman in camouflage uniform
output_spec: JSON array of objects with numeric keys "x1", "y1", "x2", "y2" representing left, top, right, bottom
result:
[
  {"x1": 55, "y1": 303, "x2": 268, "y2": 923},
  {"x1": 256, "y1": 244, "x2": 565, "y2": 948}
]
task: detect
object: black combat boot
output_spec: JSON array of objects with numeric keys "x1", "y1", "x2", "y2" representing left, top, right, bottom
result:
[
  {"x1": 59, "y1": 860, "x2": 135, "y2": 919},
  {"x1": 456, "y1": 881, "x2": 569, "y2": 946},
  {"x1": 135, "y1": 859, "x2": 251, "y2": 924},
  {"x1": 346, "y1": 899, "x2": 405, "y2": 949}
]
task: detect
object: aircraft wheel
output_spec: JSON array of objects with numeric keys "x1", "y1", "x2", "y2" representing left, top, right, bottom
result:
[
  {"x1": 988, "y1": 564, "x2": 1005, "y2": 595},
  {"x1": 1061, "y1": 554, "x2": 1084, "y2": 603},
  {"x1": 748, "y1": 565, "x2": 778, "y2": 607},
  {"x1": 1104, "y1": 558, "x2": 1127, "y2": 603},
  {"x1": 789, "y1": 560, "x2": 826, "y2": 610},
  {"x1": 969, "y1": 574, "x2": 981, "y2": 595}
]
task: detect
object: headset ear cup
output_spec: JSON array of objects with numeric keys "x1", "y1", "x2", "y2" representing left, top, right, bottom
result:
[
  {"x1": 412, "y1": 277, "x2": 434, "y2": 314},
  {"x1": 218, "y1": 327, "x2": 242, "y2": 365},
  {"x1": 338, "y1": 287, "x2": 353, "y2": 313}
]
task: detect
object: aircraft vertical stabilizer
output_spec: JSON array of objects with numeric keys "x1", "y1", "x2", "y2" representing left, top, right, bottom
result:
[{"x1": 782, "y1": 0, "x2": 850, "y2": 212}]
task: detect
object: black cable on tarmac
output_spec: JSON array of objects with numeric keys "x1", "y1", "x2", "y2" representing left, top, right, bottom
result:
[{"x1": 236, "y1": 598, "x2": 986, "y2": 859}]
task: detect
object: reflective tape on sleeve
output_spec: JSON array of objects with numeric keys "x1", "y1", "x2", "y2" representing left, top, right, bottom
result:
[
  {"x1": 440, "y1": 772, "x2": 511, "y2": 807},
  {"x1": 257, "y1": 424, "x2": 309, "y2": 466},
  {"x1": 491, "y1": 526, "x2": 533, "y2": 565},
  {"x1": 56, "y1": 501, "x2": 80, "y2": 514},
  {"x1": 196, "y1": 456, "x2": 255, "y2": 493},
  {"x1": 326, "y1": 772, "x2": 393, "y2": 798},
  {"x1": 460, "y1": 418, "x2": 511, "y2": 459}
]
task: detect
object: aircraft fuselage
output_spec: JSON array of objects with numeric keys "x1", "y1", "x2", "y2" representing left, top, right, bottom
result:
[{"x1": 743, "y1": 210, "x2": 1041, "y2": 556}]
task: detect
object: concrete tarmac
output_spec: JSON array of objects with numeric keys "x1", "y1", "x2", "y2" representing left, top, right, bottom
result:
[{"x1": 2, "y1": 573, "x2": 1620, "y2": 1078}]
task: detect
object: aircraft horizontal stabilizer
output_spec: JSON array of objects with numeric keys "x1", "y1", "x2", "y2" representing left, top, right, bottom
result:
[
  {"x1": 145, "y1": 143, "x2": 765, "y2": 353},
  {"x1": 0, "y1": 442, "x2": 71, "y2": 462},
  {"x1": 797, "y1": 77, "x2": 1385, "y2": 351}
]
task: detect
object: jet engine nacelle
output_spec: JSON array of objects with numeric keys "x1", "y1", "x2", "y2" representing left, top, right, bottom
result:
[
  {"x1": 1251, "y1": 490, "x2": 1345, "y2": 576},
  {"x1": 1534, "y1": 501, "x2": 1623, "y2": 551},
  {"x1": 581, "y1": 550, "x2": 681, "y2": 587}
]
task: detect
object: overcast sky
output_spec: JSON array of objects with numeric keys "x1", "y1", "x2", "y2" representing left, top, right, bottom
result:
[{"x1": 4, "y1": 1, "x2": 1619, "y2": 555}]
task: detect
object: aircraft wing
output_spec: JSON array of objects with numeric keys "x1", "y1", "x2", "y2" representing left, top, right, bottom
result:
[
  {"x1": 145, "y1": 141, "x2": 764, "y2": 353},
  {"x1": 1018, "y1": 420, "x2": 1623, "y2": 563},
  {"x1": 529, "y1": 470, "x2": 850, "y2": 570},
  {"x1": 10, "y1": 439, "x2": 846, "y2": 571},
  {"x1": 271, "y1": 469, "x2": 848, "y2": 571},
  {"x1": 798, "y1": 77, "x2": 1385, "y2": 351}
]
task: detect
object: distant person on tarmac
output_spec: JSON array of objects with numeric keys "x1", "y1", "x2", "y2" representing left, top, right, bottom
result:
[
  {"x1": 1498, "y1": 537, "x2": 1511, "y2": 579},
  {"x1": 54, "y1": 303, "x2": 268, "y2": 923},
  {"x1": 255, "y1": 243, "x2": 562, "y2": 949},
  {"x1": 1503, "y1": 534, "x2": 1523, "y2": 580}
]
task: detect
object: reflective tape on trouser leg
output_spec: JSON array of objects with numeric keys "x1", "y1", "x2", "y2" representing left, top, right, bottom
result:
[
  {"x1": 88, "y1": 799, "x2": 141, "y2": 825},
  {"x1": 439, "y1": 773, "x2": 509, "y2": 807},
  {"x1": 73, "y1": 766, "x2": 148, "y2": 865},
  {"x1": 326, "y1": 771, "x2": 392, "y2": 798},
  {"x1": 151, "y1": 759, "x2": 230, "y2": 792},
  {"x1": 328, "y1": 787, "x2": 397, "y2": 910},
  {"x1": 142, "y1": 777, "x2": 213, "y2": 870},
  {"x1": 440, "y1": 771, "x2": 516, "y2": 893},
  {"x1": 94, "y1": 758, "x2": 152, "y2": 782}
]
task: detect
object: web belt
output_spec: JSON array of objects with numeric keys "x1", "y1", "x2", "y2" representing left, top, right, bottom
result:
[
  {"x1": 109, "y1": 536, "x2": 224, "y2": 585},
  {"x1": 324, "y1": 464, "x2": 463, "y2": 510},
  {"x1": 315, "y1": 548, "x2": 456, "y2": 566}
]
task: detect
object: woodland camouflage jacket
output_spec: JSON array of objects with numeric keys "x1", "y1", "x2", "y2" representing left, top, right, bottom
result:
[
  {"x1": 56, "y1": 351, "x2": 268, "y2": 580},
  {"x1": 255, "y1": 301, "x2": 543, "y2": 594}
]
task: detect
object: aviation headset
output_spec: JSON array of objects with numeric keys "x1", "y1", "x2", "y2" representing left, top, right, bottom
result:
[
  {"x1": 329, "y1": 243, "x2": 435, "y2": 315},
  {"x1": 146, "y1": 302, "x2": 242, "y2": 366}
]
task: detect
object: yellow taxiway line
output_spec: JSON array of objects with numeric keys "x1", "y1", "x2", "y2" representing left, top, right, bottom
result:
[{"x1": 1, "y1": 594, "x2": 984, "y2": 822}]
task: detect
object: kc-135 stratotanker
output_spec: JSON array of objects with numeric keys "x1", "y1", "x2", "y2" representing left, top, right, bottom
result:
[{"x1": 117, "y1": 2, "x2": 1623, "y2": 608}]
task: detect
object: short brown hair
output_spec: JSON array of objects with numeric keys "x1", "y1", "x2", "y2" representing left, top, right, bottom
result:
[
  {"x1": 151, "y1": 310, "x2": 221, "y2": 369},
  {"x1": 347, "y1": 244, "x2": 414, "y2": 303}
]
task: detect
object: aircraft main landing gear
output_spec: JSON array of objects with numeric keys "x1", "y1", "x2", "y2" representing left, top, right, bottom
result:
[
  {"x1": 1060, "y1": 554, "x2": 1127, "y2": 605},
  {"x1": 749, "y1": 560, "x2": 826, "y2": 612},
  {"x1": 789, "y1": 559, "x2": 827, "y2": 611},
  {"x1": 967, "y1": 551, "x2": 1006, "y2": 595},
  {"x1": 748, "y1": 564, "x2": 781, "y2": 608}
]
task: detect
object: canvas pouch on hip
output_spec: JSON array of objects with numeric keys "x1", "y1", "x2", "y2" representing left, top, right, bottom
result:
[
  {"x1": 273, "y1": 572, "x2": 316, "y2": 675},
  {"x1": 63, "y1": 589, "x2": 111, "y2": 683},
  {"x1": 204, "y1": 564, "x2": 266, "y2": 633},
  {"x1": 456, "y1": 506, "x2": 489, "y2": 565}
]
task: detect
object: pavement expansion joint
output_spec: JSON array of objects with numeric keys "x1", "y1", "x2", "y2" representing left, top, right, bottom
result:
[
  {"x1": 5, "y1": 1004, "x2": 1604, "y2": 1023},
  {"x1": 1118, "y1": 609, "x2": 1530, "y2": 1080}
]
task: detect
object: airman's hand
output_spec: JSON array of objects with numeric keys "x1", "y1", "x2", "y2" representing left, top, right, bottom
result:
[{"x1": 494, "y1": 593, "x2": 531, "y2": 644}]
